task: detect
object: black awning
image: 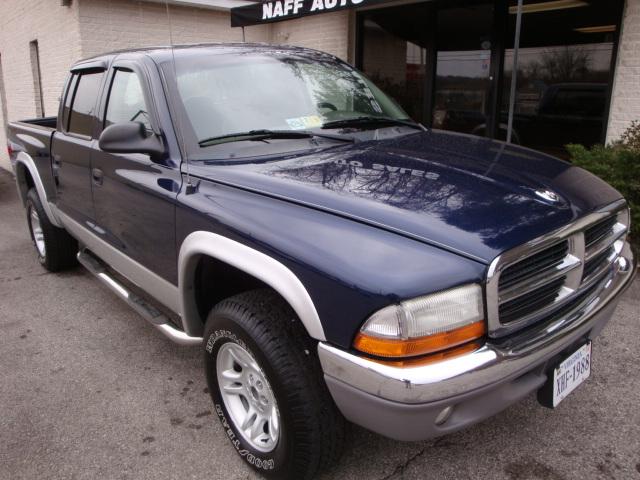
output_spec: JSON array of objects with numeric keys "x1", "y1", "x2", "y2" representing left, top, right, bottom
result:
[{"x1": 231, "y1": 0, "x2": 394, "y2": 27}]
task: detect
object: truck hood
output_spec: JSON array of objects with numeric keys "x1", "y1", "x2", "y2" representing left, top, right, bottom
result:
[{"x1": 189, "y1": 130, "x2": 622, "y2": 264}]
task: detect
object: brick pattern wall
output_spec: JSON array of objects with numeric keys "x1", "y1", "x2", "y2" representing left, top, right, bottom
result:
[
  {"x1": 0, "y1": 56, "x2": 9, "y2": 171},
  {"x1": 0, "y1": 0, "x2": 82, "y2": 171},
  {"x1": 271, "y1": 10, "x2": 350, "y2": 60},
  {"x1": 78, "y1": 0, "x2": 270, "y2": 59},
  {"x1": 607, "y1": 0, "x2": 640, "y2": 144}
]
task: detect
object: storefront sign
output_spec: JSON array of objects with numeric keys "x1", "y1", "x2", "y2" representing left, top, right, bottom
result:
[{"x1": 231, "y1": 0, "x2": 393, "y2": 27}]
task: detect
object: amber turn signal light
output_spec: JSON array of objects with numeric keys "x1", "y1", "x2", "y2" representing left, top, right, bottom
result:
[{"x1": 353, "y1": 320, "x2": 486, "y2": 359}]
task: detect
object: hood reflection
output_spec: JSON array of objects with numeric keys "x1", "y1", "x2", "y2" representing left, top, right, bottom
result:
[{"x1": 191, "y1": 130, "x2": 619, "y2": 262}]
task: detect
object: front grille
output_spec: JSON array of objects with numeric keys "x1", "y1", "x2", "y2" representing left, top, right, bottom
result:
[
  {"x1": 499, "y1": 240, "x2": 568, "y2": 290},
  {"x1": 486, "y1": 204, "x2": 628, "y2": 338},
  {"x1": 499, "y1": 276, "x2": 566, "y2": 324},
  {"x1": 546, "y1": 280, "x2": 601, "y2": 324},
  {"x1": 583, "y1": 246, "x2": 614, "y2": 280},
  {"x1": 585, "y1": 216, "x2": 617, "y2": 248}
]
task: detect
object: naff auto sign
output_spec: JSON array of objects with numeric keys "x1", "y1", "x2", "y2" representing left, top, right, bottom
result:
[{"x1": 231, "y1": 0, "x2": 394, "y2": 27}]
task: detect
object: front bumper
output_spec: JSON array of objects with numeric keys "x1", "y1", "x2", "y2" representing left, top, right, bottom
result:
[{"x1": 318, "y1": 243, "x2": 636, "y2": 441}]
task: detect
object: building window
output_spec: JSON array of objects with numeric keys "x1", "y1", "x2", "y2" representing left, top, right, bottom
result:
[
  {"x1": 502, "y1": 0, "x2": 622, "y2": 157},
  {"x1": 356, "y1": 0, "x2": 624, "y2": 157},
  {"x1": 29, "y1": 40, "x2": 45, "y2": 118},
  {"x1": 359, "y1": 3, "x2": 432, "y2": 124},
  {"x1": 432, "y1": 3, "x2": 495, "y2": 137}
]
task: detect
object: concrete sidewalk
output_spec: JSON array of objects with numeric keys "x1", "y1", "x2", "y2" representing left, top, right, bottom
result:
[{"x1": 0, "y1": 168, "x2": 638, "y2": 480}]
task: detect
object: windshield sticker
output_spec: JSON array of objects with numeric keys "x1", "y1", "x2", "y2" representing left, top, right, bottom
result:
[{"x1": 286, "y1": 115, "x2": 322, "y2": 130}]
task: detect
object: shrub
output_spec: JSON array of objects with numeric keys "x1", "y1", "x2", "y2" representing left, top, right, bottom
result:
[
  {"x1": 567, "y1": 142, "x2": 639, "y2": 254},
  {"x1": 620, "y1": 120, "x2": 640, "y2": 152}
]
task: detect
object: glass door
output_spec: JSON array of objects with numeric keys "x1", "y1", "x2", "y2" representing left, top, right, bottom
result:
[
  {"x1": 359, "y1": 3, "x2": 432, "y2": 124},
  {"x1": 501, "y1": 0, "x2": 623, "y2": 157},
  {"x1": 432, "y1": 4, "x2": 495, "y2": 136}
]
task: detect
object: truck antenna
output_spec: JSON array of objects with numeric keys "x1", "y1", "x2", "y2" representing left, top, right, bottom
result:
[{"x1": 164, "y1": 0, "x2": 195, "y2": 193}]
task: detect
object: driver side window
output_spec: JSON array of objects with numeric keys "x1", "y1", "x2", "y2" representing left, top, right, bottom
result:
[{"x1": 105, "y1": 69, "x2": 151, "y2": 131}]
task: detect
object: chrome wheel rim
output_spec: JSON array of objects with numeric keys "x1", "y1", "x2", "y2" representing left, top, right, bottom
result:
[
  {"x1": 216, "y1": 342, "x2": 280, "y2": 453},
  {"x1": 29, "y1": 207, "x2": 46, "y2": 257}
]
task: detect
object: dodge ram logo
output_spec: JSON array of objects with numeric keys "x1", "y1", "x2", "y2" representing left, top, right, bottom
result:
[{"x1": 535, "y1": 189, "x2": 560, "y2": 203}]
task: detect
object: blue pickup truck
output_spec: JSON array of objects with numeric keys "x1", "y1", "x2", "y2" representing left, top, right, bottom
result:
[{"x1": 8, "y1": 44, "x2": 636, "y2": 479}]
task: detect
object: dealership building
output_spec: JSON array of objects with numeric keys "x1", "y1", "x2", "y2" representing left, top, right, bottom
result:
[{"x1": 1, "y1": 0, "x2": 639, "y2": 170}]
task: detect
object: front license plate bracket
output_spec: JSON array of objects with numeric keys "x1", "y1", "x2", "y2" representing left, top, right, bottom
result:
[{"x1": 538, "y1": 341, "x2": 592, "y2": 408}]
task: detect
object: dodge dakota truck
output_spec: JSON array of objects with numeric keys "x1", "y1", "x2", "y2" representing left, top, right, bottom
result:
[{"x1": 8, "y1": 44, "x2": 636, "y2": 479}]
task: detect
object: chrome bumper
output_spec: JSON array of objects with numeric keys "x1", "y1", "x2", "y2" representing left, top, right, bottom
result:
[{"x1": 319, "y1": 242, "x2": 636, "y2": 406}]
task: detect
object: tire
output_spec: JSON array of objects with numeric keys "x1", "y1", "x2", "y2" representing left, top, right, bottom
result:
[
  {"x1": 26, "y1": 188, "x2": 78, "y2": 272},
  {"x1": 203, "y1": 289, "x2": 346, "y2": 480}
]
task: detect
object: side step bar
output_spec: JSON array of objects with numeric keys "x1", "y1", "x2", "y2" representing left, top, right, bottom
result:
[{"x1": 77, "y1": 251, "x2": 202, "y2": 346}]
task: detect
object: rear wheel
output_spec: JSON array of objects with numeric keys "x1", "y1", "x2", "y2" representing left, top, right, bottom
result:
[
  {"x1": 26, "y1": 188, "x2": 77, "y2": 272},
  {"x1": 203, "y1": 289, "x2": 345, "y2": 479}
]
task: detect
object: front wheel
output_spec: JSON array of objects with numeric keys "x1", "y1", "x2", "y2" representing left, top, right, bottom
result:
[{"x1": 203, "y1": 289, "x2": 345, "y2": 479}]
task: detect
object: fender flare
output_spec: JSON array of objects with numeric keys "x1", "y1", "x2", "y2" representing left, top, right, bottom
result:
[
  {"x1": 178, "y1": 231, "x2": 326, "y2": 341},
  {"x1": 14, "y1": 152, "x2": 63, "y2": 227}
]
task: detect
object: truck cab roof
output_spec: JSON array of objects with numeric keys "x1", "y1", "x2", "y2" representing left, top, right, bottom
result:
[{"x1": 73, "y1": 42, "x2": 334, "y2": 69}]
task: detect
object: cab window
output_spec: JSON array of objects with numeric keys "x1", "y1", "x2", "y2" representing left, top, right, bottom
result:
[
  {"x1": 105, "y1": 70, "x2": 151, "y2": 131},
  {"x1": 67, "y1": 72, "x2": 104, "y2": 137}
]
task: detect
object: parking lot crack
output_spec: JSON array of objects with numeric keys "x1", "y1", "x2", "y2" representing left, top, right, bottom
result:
[{"x1": 378, "y1": 446, "x2": 427, "y2": 480}]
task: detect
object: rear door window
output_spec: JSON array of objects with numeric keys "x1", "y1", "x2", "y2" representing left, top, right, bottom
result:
[{"x1": 68, "y1": 72, "x2": 104, "y2": 137}]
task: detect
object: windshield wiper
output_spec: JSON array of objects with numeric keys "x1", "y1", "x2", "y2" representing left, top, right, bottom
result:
[
  {"x1": 322, "y1": 116, "x2": 425, "y2": 131},
  {"x1": 198, "y1": 129, "x2": 354, "y2": 147}
]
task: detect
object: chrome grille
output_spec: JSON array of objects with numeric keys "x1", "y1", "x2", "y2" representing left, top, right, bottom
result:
[
  {"x1": 583, "y1": 246, "x2": 614, "y2": 280},
  {"x1": 499, "y1": 276, "x2": 566, "y2": 324},
  {"x1": 486, "y1": 201, "x2": 629, "y2": 338},
  {"x1": 498, "y1": 240, "x2": 569, "y2": 290},
  {"x1": 585, "y1": 216, "x2": 617, "y2": 248}
]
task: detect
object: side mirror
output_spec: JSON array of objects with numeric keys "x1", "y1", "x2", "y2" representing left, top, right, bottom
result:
[{"x1": 98, "y1": 122, "x2": 165, "y2": 159}]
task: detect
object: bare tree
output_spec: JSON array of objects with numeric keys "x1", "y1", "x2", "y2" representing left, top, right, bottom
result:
[{"x1": 539, "y1": 47, "x2": 591, "y2": 83}]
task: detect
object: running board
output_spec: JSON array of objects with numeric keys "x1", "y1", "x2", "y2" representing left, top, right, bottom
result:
[{"x1": 77, "y1": 251, "x2": 202, "y2": 346}]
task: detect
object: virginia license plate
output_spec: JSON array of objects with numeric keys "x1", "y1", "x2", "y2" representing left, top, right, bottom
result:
[{"x1": 551, "y1": 342, "x2": 592, "y2": 407}]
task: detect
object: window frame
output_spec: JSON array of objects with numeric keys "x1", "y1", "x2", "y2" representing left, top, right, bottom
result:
[
  {"x1": 64, "y1": 69, "x2": 107, "y2": 140},
  {"x1": 98, "y1": 59, "x2": 161, "y2": 139},
  {"x1": 103, "y1": 68, "x2": 153, "y2": 132},
  {"x1": 59, "y1": 72, "x2": 78, "y2": 133}
]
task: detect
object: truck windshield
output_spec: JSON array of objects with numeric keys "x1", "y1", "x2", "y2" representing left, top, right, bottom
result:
[{"x1": 169, "y1": 50, "x2": 410, "y2": 148}]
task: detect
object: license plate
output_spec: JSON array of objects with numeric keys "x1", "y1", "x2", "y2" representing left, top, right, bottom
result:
[{"x1": 550, "y1": 342, "x2": 592, "y2": 407}]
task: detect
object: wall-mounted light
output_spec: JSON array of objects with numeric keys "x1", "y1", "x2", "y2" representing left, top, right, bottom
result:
[
  {"x1": 574, "y1": 24, "x2": 616, "y2": 33},
  {"x1": 509, "y1": 0, "x2": 588, "y2": 14}
]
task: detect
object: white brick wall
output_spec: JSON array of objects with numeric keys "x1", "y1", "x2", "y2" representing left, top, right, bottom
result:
[
  {"x1": 0, "y1": 0, "x2": 82, "y2": 171},
  {"x1": 78, "y1": 0, "x2": 270, "y2": 59},
  {"x1": 607, "y1": 0, "x2": 640, "y2": 144},
  {"x1": 271, "y1": 10, "x2": 350, "y2": 60}
]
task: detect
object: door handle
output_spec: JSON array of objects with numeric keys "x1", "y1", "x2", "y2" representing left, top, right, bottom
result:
[
  {"x1": 92, "y1": 168, "x2": 103, "y2": 186},
  {"x1": 52, "y1": 155, "x2": 61, "y2": 185}
]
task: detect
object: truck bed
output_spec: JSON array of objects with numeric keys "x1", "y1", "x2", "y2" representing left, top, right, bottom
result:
[
  {"x1": 19, "y1": 116, "x2": 57, "y2": 129},
  {"x1": 8, "y1": 116, "x2": 58, "y2": 204}
]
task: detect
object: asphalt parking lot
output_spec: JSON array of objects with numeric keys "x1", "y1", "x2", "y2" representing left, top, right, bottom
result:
[{"x1": 1, "y1": 167, "x2": 639, "y2": 480}]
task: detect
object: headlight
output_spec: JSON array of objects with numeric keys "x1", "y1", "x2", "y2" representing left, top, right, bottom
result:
[{"x1": 353, "y1": 284, "x2": 486, "y2": 358}]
